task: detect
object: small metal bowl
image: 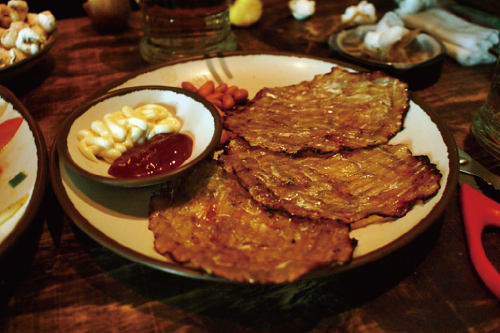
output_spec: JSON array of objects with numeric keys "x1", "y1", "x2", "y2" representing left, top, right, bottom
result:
[
  {"x1": 56, "y1": 86, "x2": 222, "y2": 187},
  {"x1": 329, "y1": 25, "x2": 446, "y2": 90}
]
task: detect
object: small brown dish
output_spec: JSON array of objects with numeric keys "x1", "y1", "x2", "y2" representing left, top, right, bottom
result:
[
  {"x1": 0, "y1": 29, "x2": 59, "y2": 84},
  {"x1": 329, "y1": 25, "x2": 446, "y2": 90},
  {"x1": 56, "y1": 85, "x2": 222, "y2": 188}
]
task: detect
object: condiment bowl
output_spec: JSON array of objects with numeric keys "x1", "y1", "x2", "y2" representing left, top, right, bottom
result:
[
  {"x1": 56, "y1": 85, "x2": 222, "y2": 187},
  {"x1": 328, "y1": 25, "x2": 446, "y2": 90}
]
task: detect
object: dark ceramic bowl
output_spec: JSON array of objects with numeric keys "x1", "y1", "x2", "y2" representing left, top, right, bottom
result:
[
  {"x1": 329, "y1": 25, "x2": 446, "y2": 90},
  {"x1": 0, "y1": 29, "x2": 59, "y2": 84}
]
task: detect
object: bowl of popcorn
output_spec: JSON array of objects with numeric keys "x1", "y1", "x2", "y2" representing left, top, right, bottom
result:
[
  {"x1": 56, "y1": 85, "x2": 223, "y2": 187},
  {"x1": 329, "y1": 11, "x2": 446, "y2": 90},
  {"x1": 0, "y1": 1, "x2": 58, "y2": 80}
]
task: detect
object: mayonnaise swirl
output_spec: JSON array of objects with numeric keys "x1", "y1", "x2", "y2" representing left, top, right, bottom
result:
[{"x1": 77, "y1": 104, "x2": 181, "y2": 163}]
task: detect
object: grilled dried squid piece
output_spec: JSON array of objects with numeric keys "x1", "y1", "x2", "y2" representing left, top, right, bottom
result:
[
  {"x1": 223, "y1": 67, "x2": 409, "y2": 154},
  {"x1": 149, "y1": 159, "x2": 354, "y2": 283},
  {"x1": 220, "y1": 138, "x2": 442, "y2": 223}
]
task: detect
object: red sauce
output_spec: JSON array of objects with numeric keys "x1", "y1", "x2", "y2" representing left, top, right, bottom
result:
[{"x1": 108, "y1": 132, "x2": 193, "y2": 178}]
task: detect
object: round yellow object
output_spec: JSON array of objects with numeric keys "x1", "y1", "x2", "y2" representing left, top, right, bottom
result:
[{"x1": 229, "y1": 0, "x2": 263, "y2": 27}]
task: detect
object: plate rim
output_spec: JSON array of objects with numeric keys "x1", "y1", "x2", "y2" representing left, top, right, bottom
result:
[
  {"x1": 49, "y1": 51, "x2": 459, "y2": 283},
  {"x1": 91, "y1": 50, "x2": 370, "y2": 100},
  {"x1": 0, "y1": 85, "x2": 48, "y2": 258}
]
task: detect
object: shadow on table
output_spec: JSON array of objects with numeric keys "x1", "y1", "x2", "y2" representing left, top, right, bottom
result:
[
  {"x1": 66, "y1": 209, "x2": 445, "y2": 332},
  {"x1": 0, "y1": 183, "x2": 66, "y2": 328},
  {"x1": 0, "y1": 206, "x2": 45, "y2": 311},
  {"x1": 0, "y1": 55, "x2": 56, "y2": 98}
]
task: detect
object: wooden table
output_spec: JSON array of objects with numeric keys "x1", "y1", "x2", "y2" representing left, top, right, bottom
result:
[{"x1": 2, "y1": 1, "x2": 500, "y2": 332}]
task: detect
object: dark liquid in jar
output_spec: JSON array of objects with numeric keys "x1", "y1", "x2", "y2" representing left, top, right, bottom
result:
[{"x1": 108, "y1": 132, "x2": 193, "y2": 178}]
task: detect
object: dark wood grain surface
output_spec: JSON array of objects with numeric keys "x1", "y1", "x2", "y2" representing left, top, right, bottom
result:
[{"x1": 1, "y1": 1, "x2": 500, "y2": 332}]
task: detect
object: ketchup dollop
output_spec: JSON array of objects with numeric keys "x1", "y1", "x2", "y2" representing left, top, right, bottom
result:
[{"x1": 108, "y1": 132, "x2": 193, "y2": 178}]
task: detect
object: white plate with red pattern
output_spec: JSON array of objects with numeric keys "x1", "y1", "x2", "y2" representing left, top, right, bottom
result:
[{"x1": 0, "y1": 85, "x2": 47, "y2": 257}]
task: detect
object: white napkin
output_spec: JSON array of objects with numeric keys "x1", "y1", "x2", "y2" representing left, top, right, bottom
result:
[
  {"x1": 442, "y1": 40, "x2": 497, "y2": 67},
  {"x1": 400, "y1": 8, "x2": 499, "y2": 66},
  {"x1": 394, "y1": 0, "x2": 438, "y2": 15}
]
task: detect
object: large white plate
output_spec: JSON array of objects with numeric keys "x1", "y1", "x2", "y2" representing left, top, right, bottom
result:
[
  {"x1": 0, "y1": 85, "x2": 48, "y2": 257},
  {"x1": 50, "y1": 52, "x2": 459, "y2": 282}
]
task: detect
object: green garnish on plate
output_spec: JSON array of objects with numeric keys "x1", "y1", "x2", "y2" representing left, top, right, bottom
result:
[{"x1": 9, "y1": 172, "x2": 27, "y2": 188}]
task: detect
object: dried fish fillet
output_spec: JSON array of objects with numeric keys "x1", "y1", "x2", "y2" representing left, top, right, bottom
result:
[
  {"x1": 221, "y1": 138, "x2": 441, "y2": 223},
  {"x1": 149, "y1": 159, "x2": 354, "y2": 283},
  {"x1": 223, "y1": 67, "x2": 409, "y2": 154}
]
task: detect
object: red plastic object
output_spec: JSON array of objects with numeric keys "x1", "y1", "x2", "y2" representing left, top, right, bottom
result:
[{"x1": 460, "y1": 183, "x2": 500, "y2": 299}]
